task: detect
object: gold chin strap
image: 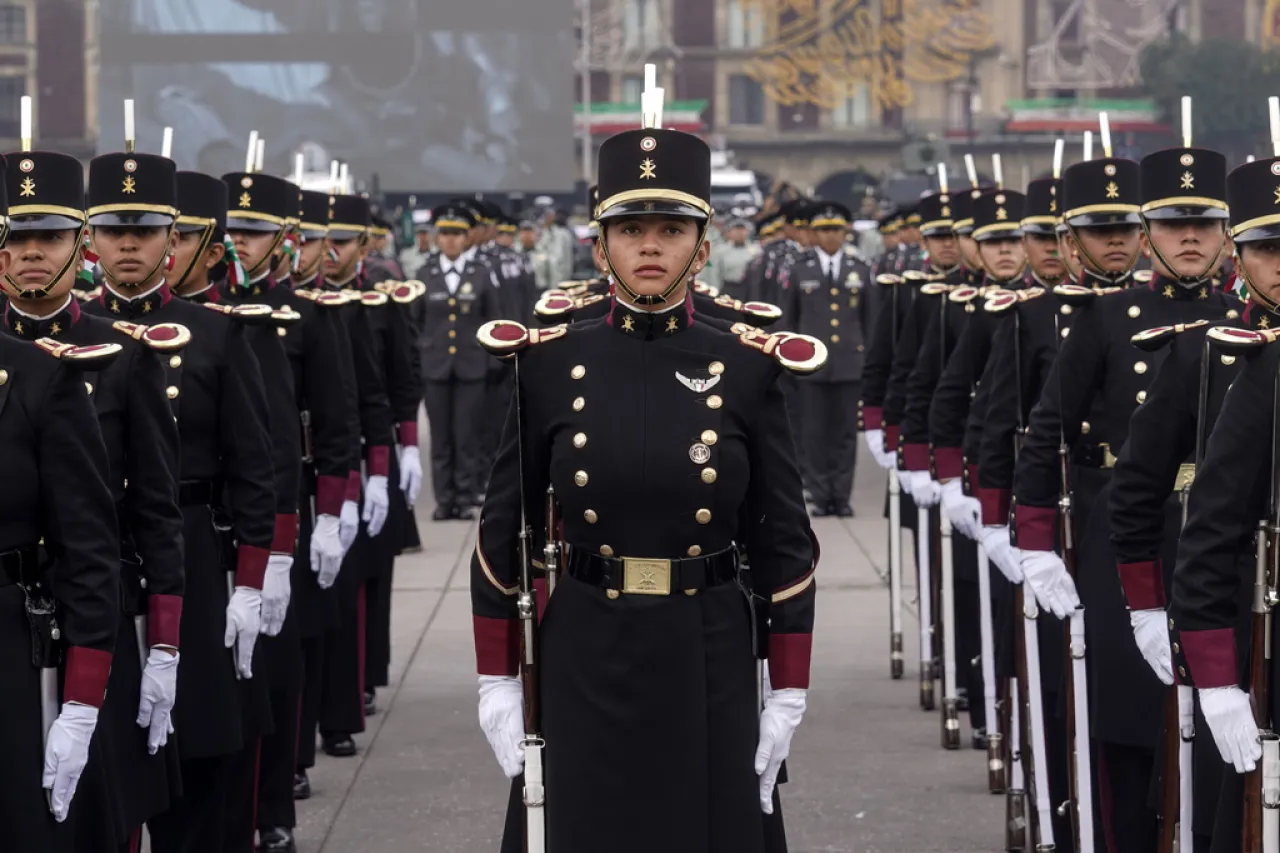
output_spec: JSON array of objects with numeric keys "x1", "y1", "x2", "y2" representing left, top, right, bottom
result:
[
  {"x1": 173, "y1": 224, "x2": 217, "y2": 291},
  {"x1": 600, "y1": 219, "x2": 709, "y2": 307},
  {"x1": 1139, "y1": 217, "x2": 1224, "y2": 288},
  {"x1": 1236, "y1": 247, "x2": 1279, "y2": 312},
  {"x1": 1065, "y1": 222, "x2": 1138, "y2": 286},
  {"x1": 101, "y1": 223, "x2": 177, "y2": 293},
  {"x1": 8, "y1": 223, "x2": 83, "y2": 300}
]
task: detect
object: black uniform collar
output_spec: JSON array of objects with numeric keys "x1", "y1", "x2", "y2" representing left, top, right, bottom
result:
[
  {"x1": 1243, "y1": 300, "x2": 1279, "y2": 330},
  {"x1": 101, "y1": 281, "x2": 172, "y2": 319},
  {"x1": 963, "y1": 266, "x2": 984, "y2": 286},
  {"x1": 231, "y1": 272, "x2": 274, "y2": 298},
  {"x1": 984, "y1": 270, "x2": 1026, "y2": 290},
  {"x1": 5, "y1": 295, "x2": 80, "y2": 340},
  {"x1": 929, "y1": 265, "x2": 966, "y2": 284},
  {"x1": 609, "y1": 293, "x2": 693, "y2": 339},
  {"x1": 181, "y1": 282, "x2": 221, "y2": 305},
  {"x1": 321, "y1": 273, "x2": 362, "y2": 293},
  {"x1": 1149, "y1": 272, "x2": 1212, "y2": 301},
  {"x1": 1078, "y1": 268, "x2": 1133, "y2": 291}
]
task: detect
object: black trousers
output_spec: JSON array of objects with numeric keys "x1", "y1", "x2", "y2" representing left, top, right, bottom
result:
[
  {"x1": 423, "y1": 377, "x2": 485, "y2": 508},
  {"x1": 256, "y1": 688, "x2": 300, "y2": 832},
  {"x1": 364, "y1": 568, "x2": 395, "y2": 690},
  {"x1": 297, "y1": 637, "x2": 322, "y2": 771},
  {"x1": 221, "y1": 738, "x2": 261, "y2": 853},
  {"x1": 955, "y1": 574, "x2": 985, "y2": 731},
  {"x1": 1097, "y1": 741, "x2": 1158, "y2": 852},
  {"x1": 799, "y1": 381, "x2": 859, "y2": 507},
  {"x1": 148, "y1": 755, "x2": 233, "y2": 853},
  {"x1": 319, "y1": 583, "x2": 366, "y2": 739}
]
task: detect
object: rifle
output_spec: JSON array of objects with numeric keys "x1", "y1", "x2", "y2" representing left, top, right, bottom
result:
[
  {"x1": 881, "y1": 272, "x2": 906, "y2": 681},
  {"x1": 938, "y1": 283, "x2": 960, "y2": 748},
  {"x1": 512, "y1": 351, "x2": 546, "y2": 852}
]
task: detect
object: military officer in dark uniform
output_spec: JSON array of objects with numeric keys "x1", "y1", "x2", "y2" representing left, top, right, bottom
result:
[
  {"x1": 417, "y1": 203, "x2": 501, "y2": 521},
  {"x1": 0, "y1": 148, "x2": 186, "y2": 850},
  {"x1": 1012, "y1": 146, "x2": 1236, "y2": 850},
  {"x1": 471, "y1": 120, "x2": 819, "y2": 853},
  {"x1": 219, "y1": 182, "x2": 358, "y2": 819},
  {"x1": 780, "y1": 200, "x2": 870, "y2": 516},
  {"x1": 1021, "y1": 178, "x2": 1069, "y2": 289},
  {"x1": 949, "y1": 185, "x2": 988, "y2": 287},
  {"x1": 81, "y1": 150, "x2": 277, "y2": 853}
]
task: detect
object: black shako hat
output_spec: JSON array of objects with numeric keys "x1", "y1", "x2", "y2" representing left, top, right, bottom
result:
[
  {"x1": 328, "y1": 194, "x2": 371, "y2": 240},
  {"x1": 1139, "y1": 147, "x2": 1229, "y2": 221},
  {"x1": 595, "y1": 128, "x2": 711, "y2": 222},
  {"x1": 1021, "y1": 178, "x2": 1059, "y2": 236},
  {"x1": 299, "y1": 190, "x2": 328, "y2": 238},
  {"x1": 1061, "y1": 157, "x2": 1141, "y2": 227},
  {"x1": 222, "y1": 171, "x2": 297, "y2": 233},
  {"x1": 178, "y1": 172, "x2": 229, "y2": 234},
  {"x1": 1228, "y1": 157, "x2": 1280, "y2": 244},
  {"x1": 5, "y1": 151, "x2": 80, "y2": 231},
  {"x1": 87, "y1": 152, "x2": 176, "y2": 227},
  {"x1": 916, "y1": 191, "x2": 953, "y2": 237},
  {"x1": 972, "y1": 190, "x2": 1025, "y2": 242}
]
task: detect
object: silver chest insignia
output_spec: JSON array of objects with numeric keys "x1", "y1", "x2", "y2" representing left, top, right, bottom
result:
[{"x1": 676, "y1": 371, "x2": 721, "y2": 394}]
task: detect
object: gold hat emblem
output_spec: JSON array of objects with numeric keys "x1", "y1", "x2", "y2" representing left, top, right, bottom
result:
[
  {"x1": 640, "y1": 158, "x2": 656, "y2": 180},
  {"x1": 19, "y1": 176, "x2": 34, "y2": 197},
  {"x1": 122, "y1": 176, "x2": 137, "y2": 194},
  {"x1": 123, "y1": 159, "x2": 137, "y2": 173},
  {"x1": 19, "y1": 158, "x2": 32, "y2": 172},
  {"x1": 239, "y1": 191, "x2": 252, "y2": 208},
  {"x1": 1105, "y1": 181, "x2": 1119, "y2": 199},
  {"x1": 241, "y1": 176, "x2": 253, "y2": 188},
  {"x1": 996, "y1": 207, "x2": 1008, "y2": 220},
  {"x1": 640, "y1": 136, "x2": 657, "y2": 151},
  {"x1": 1273, "y1": 185, "x2": 1280, "y2": 205},
  {"x1": 1180, "y1": 171, "x2": 1195, "y2": 190},
  {"x1": 1180, "y1": 153, "x2": 1195, "y2": 167}
]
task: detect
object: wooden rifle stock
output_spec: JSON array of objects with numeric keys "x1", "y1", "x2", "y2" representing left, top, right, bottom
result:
[{"x1": 1243, "y1": 521, "x2": 1272, "y2": 853}]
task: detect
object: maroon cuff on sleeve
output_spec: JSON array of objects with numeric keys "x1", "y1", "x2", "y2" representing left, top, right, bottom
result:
[
  {"x1": 1180, "y1": 627, "x2": 1239, "y2": 689},
  {"x1": 345, "y1": 470, "x2": 362, "y2": 503},
  {"x1": 1014, "y1": 503, "x2": 1058, "y2": 552},
  {"x1": 272, "y1": 514, "x2": 299, "y2": 555},
  {"x1": 473, "y1": 615, "x2": 520, "y2": 676},
  {"x1": 979, "y1": 488, "x2": 1012, "y2": 526},
  {"x1": 235, "y1": 544, "x2": 270, "y2": 589},
  {"x1": 768, "y1": 633, "x2": 813, "y2": 690},
  {"x1": 316, "y1": 475, "x2": 346, "y2": 517},
  {"x1": 934, "y1": 446, "x2": 964, "y2": 480},
  {"x1": 63, "y1": 647, "x2": 112, "y2": 708},
  {"x1": 902, "y1": 443, "x2": 931, "y2": 472},
  {"x1": 862, "y1": 405, "x2": 883, "y2": 430},
  {"x1": 366, "y1": 445, "x2": 390, "y2": 477},
  {"x1": 398, "y1": 421, "x2": 419, "y2": 447},
  {"x1": 1117, "y1": 560, "x2": 1167, "y2": 611},
  {"x1": 884, "y1": 424, "x2": 900, "y2": 456},
  {"x1": 147, "y1": 594, "x2": 183, "y2": 649}
]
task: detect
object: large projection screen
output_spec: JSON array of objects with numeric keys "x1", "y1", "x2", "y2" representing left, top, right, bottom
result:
[{"x1": 98, "y1": 0, "x2": 575, "y2": 192}]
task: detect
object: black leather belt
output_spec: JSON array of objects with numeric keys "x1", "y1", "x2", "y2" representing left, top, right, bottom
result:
[
  {"x1": 0, "y1": 546, "x2": 43, "y2": 588},
  {"x1": 179, "y1": 480, "x2": 218, "y2": 507},
  {"x1": 566, "y1": 546, "x2": 738, "y2": 596}
]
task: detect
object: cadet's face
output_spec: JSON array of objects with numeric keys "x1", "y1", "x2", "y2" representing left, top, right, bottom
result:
[
  {"x1": 814, "y1": 225, "x2": 845, "y2": 255},
  {"x1": 2, "y1": 230, "x2": 80, "y2": 299},
  {"x1": 298, "y1": 233, "x2": 326, "y2": 278},
  {"x1": 977, "y1": 236, "x2": 1025, "y2": 281},
  {"x1": 1024, "y1": 233, "x2": 1065, "y2": 281},
  {"x1": 1058, "y1": 230, "x2": 1082, "y2": 280},
  {"x1": 166, "y1": 229, "x2": 225, "y2": 290},
  {"x1": 923, "y1": 234, "x2": 960, "y2": 268},
  {"x1": 495, "y1": 232, "x2": 514, "y2": 248},
  {"x1": 957, "y1": 234, "x2": 983, "y2": 271},
  {"x1": 1239, "y1": 241, "x2": 1280, "y2": 304},
  {"x1": 436, "y1": 229, "x2": 469, "y2": 260},
  {"x1": 1069, "y1": 224, "x2": 1141, "y2": 274},
  {"x1": 229, "y1": 229, "x2": 280, "y2": 275},
  {"x1": 92, "y1": 225, "x2": 175, "y2": 286},
  {"x1": 597, "y1": 216, "x2": 710, "y2": 300},
  {"x1": 325, "y1": 235, "x2": 364, "y2": 279},
  {"x1": 1142, "y1": 219, "x2": 1226, "y2": 279}
]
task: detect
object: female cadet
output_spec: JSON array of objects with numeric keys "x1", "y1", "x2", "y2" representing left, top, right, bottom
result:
[{"x1": 470, "y1": 121, "x2": 821, "y2": 851}]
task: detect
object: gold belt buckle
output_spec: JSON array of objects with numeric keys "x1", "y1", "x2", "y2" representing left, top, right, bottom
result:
[
  {"x1": 1101, "y1": 443, "x2": 1118, "y2": 469},
  {"x1": 1174, "y1": 463, "x2": 1196, "y2": 491},
  {"x1": 622, "y1": 558, "x2": 672, "y2": 596}
]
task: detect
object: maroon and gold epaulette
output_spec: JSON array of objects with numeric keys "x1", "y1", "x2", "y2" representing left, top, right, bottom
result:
[
  {"x1": 736, "y1": 329, "x2": 828, "y2": 375},
  {"x1": 1206, "y1": 325, "x2": 1280, "y2": 352},
  {"x1": 475, "y1": 320, "x2": 568, "y2": 358},
  {"x1": 33, "y1": 337, "x2": 123, "y2": 369},
  {"x1": 1133, "y1": 270, "x2": 1154, "y2": 285},
  {"x1": 556, "y1": 279, "x2": 593, "y2": 295},
  {"x1": 111, "y1": 321, "x2": 192, "y2": 352},
  {"x1": 1053, "y1": 283, "x2": 1101, "y2": 307},
  {"x1": 874, "y1": 273, "x2": 904, "y2": 286},
  {"x1": 729, "y1": 321, "x2": 764, "y2": 336},
  {"x1": 376, "y1": 280, "x2": 424, "y2": 304},
  {"x1": 920, "y1": 282, "x2": 955, "y2": 297},
  {"x1": 985, "y1": 286, "x2": 1047, "y2": 314},
  {"x1": 902, "y1": 270, "x2": 928, "y2": 283},
  {"x1": 534, "y1": 293, "x2": 576, "y2": 320},
  {"x1": 712, "y1": 293, "x2": 784, "y2": 326},
  {"x1": 202, "y1": 302, "x2": 277, "y2": 326},
  {"x1": 578, "y1": 293, "x2": 606, "y2": 308},
  {"x1": 76, "y1": 287, "x2": 103, "y2": 303},
  {"x1": 1130, "y1": 319, "x2": 1211, "y2": 353},
  {"x1": 294, "y1": 289, "x2": 350, "y2": 307},
  {"x1": 358, "y1": 291, "x2": 388, "y2": 307},
  {"x1": 948, "y1": 286, "x2": 981, "y2": 304},
  {"x1": 692, "y1": 280, "x2": 720, "y2": 298}
]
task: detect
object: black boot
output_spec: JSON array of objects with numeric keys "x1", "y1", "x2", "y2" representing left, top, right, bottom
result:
[
  {"x1": 322, "y1": 734, "x2": 357, "y2": 757},
  {"x1": 292, "y1": 771, "x2": 311, "y2": 800},
  {"x1": 257, "y1": 827, "x2": 296, "y2": 853},
  {"x1": 364, "y1": 688, "x2": 377, "y2": 717},
  {"x1": 432, "y1": 505, "x2": 452, "y2": 521}
]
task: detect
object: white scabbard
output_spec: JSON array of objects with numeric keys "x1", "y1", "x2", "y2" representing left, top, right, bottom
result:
[
  {"x1": 1178, "y1": 683, "x2": 1195, "y2": 853},
  {"x1": 976, "y1": 544, "x2": 998, "y2": 742},
  {"x1": 522, "y1": 736, "x2": 547, "y2": 853},
  {"x1": 917, "y1": 508, "x2": 933, "y2": 673},
  {"x1": 940, "y1": 512, "x2": 960, "y2": 748},
  {"x1": 1070, "y1": 609, "x2": 1095, "y2": 852},
  {"x1": 1263, "y1": 734, "x2": 1280, "y2": 853},
  {"x1": 1022, "y1": 591, "x2": 1055, "y2": 849},
  {"x1": 888, "y1": 472, "x2": 904, "y2": 678}
]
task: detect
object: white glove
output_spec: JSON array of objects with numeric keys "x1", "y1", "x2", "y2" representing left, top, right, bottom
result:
[
  {"x1": 980, "y1": 525, "x2": 1023, "y2": 583},
  {"x1": 399, "y1": 445, "x2": 423, "y2": 508},
  {"x1": 339, "y1": 499, "x2": 360, "y2": 552},
  {"x1": 908, "y1": 470, "x2": 941, "y2": 508},
  {"x1": 310, "y1": 513, "x2": 344, "y2": 589},
  {"x1": 260, "y1": 554, "x2": 292, "y2": 637},
  {"x1": 755, "y1": 687, "x2": 806, "y2": 814},
  {"x1": 1021, "y1": 550, "x2": 1080, "y2": 620},
  {"x1": 136, "y1": 648, "x2": 179, "y2": 754},
  {"x1": 478, "y1": 675, "x2": 525, "y2": 778},
  {"x1": 941, "y1": 479, "x2": 981, "y2": 540},
  {"x1": 864, "y1": 429, "x2": 893, "y2": 470},
  {"x1": 1200, "y1": 685, "x2": 1262, "y2": 773},
  {"x1": 223, "y1": 586, "x2": 262, "y2": 679},
  {"x1": 363, "y1": 474, "x2": 390, "y2": 537},
  {"x1": 43, "y1": 702, "x2": 98, "y2": 822},
  {"x1": 1129, "y1": 608, "x2": 1174, "y2": 686},
  {"x1": 896, "y1": 469, "x2": 914, "y2": 495}
]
